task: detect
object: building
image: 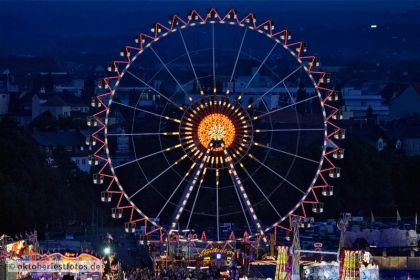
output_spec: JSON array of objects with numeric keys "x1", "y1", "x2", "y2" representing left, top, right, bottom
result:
[
  {"x1": 387, "y1": 84, "x2": 420, "y2": 120},
  {"x1": 69, "y1": 150, "x2": 91, "y2": 173},
  {"x1": 222, "y1": 68, "x2": 316, "y2": 110},
  {"x1": 32, "y1": 130, "x2": 91, "y2": 172},
  {"x1": 402, "y1": 132, "x2": 420, "y2": 156},
  {"x1": 32, "y1": 93, "x2": 71, "y2": 119},
  {"x1": 186, "y1": 68, "x2": 316, "y2": 110},
  {"x1": 0, "y1": 92, "x2": 10, "y2": 116},
  {"x1": 383, "y1": 114, "x2": 420, "y2": 156},
  {"x1": 0, "y1": 69, "x2": 20, "y2": 116},
  {"x1": 342, "y1": 87, "x2": 389, "y2": 121},
  {"x1": 397, "y1": 126, "x2": 420, "y2": 156},
  {"x1": 55, "y1": 79, "x2": 85, "y2": 96},
  {"x1": 32, "y1": 92, "x2": 90, "y2": 120}
]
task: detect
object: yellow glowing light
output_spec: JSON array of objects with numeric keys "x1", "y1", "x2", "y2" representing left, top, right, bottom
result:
[{"x1": 197, "y1": 113, "x2": 235, "y2": 148}]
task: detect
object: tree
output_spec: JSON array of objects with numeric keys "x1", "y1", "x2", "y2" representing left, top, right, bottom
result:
[
  {"x1": 82, "y1": 76, "x2": 96, "y2": 102},
  {"x1": 366, "y1": 105, "x2": 376, "y2": 124},
  {"x1": 31, "y1": 74, "x2": 43, "y2": 93},
  {"x1": 0, "y1": 118, "x2": 100, "y2": 235},
  {"x1": 45, "y1": 72, "x2": 54, "y2": 93}
]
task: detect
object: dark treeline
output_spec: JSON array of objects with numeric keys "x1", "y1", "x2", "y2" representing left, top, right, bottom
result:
[
  {"x1": 0, "y1": 118, "x2": 100, "y2": 236},
  {"x1": 0, "y1": 118, "x2": 419, "y2": 236},
  {"x1": 324, "y1": 139, "x2": 420, "y2": 217}
]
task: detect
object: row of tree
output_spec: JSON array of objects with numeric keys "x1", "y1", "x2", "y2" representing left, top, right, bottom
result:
[
  {"x1": 324, "y1": 139, "x2": 420, "y2": 217},
  {"x1": 0, "y1": 117, "x2": 418, "y2": 236},
  {"x1": 0, "y1": 118, "x2": 99, "y2": 236}
]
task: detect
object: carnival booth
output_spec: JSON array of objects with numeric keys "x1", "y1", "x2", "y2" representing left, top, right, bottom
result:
[
  {"x1": 302, "y1": 249, "x2": 379, "y2": 280},
  {"x1": 5, "y1": 252, "x2": 103, "y2": 280},
  {"x1": 1, "y1": 237, "x2": 103, "y2": 280}
]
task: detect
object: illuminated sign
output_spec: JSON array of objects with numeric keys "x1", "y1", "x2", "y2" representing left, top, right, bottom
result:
[{"x1": 200, "y1": 248, "x2": 235, "y2": 257}]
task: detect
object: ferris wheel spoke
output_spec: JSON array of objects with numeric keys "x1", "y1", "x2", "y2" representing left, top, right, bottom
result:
[
  {"x1": 248, "y1": 154, "x2": 305, "y2": 194},
  {"x1": 212, "y1": 24, "x2": 216, "y2": 94},
  {"x1": 169, "y1": 145, "x2": 212, "y2": 232},
  {"x1": 255, "y1": 128, "x2": 325, "y2": 133},
  {"x1": 251, "y1": 65, "x2": 304, "y2": 107},
  {"x1": 129, "y1": 154, "x2": 188, "y2": 200},
  {"x1": 222, "y1": 145, "x2": 266, "y2": 238},
  {"x1": 179, "y1": 29, "x2": 203, "y2": 94},
  {"x1": 186, "y1": 167, "x2": 207, "y2": 231},
  {"x1": 149, "y1": 46, "x2": 191, "y2": 102},
  {"x1": 215, "y1": 166, "x2": 220, "y2": 240},
  {"x1": 126, "y1": 70, "x2": 183, "y2": 110},
  {"x1": 254, "y1": 95, "x2": 317, "y2": 120},
  {"x1": 113, "y1": 144, "x2": 181, "y2": 170},
  {"x1": 107, "y1": 132, "x2": 179, "y2": 137},
  {"x1": 231, "y1": 172, "x2": 253, "y2": 235},
  {"x1": 283, "y1": 81, "x2": 296, "y2": 105},
  {"x1": 112, "y1": 101, "x2": 181, "y2": 123},
  {"x1": 227, "y1": 28, "x2": 247, "y2": 95},
  {"x1": 239, "y1": 162, "x2": 282, "y2": 219},
  {"x1": 157, "y1": 152, "x2": 207, "y2": 221},
  {"x1": 245, "y1": 42, "x2": 277, "y2": 89},
  {"x1": 253, "y1": 142, "x2": 320, "y2": 164}
]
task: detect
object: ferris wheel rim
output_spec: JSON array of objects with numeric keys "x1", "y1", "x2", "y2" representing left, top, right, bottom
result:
[
  {"x1": 93, "y1": 8, "x2": 342, "y2": 242},
  {"x1": 106, "y1": 13, "x2": 327, "y2": 234}
]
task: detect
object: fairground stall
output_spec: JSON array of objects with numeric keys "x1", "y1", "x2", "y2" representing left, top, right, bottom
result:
[
  {"x1": 5, "y1": 252, "x2": 103, "y2": 280},
  {"x1": 1, "y1": 237, "x2": 103, "y2": 280}
]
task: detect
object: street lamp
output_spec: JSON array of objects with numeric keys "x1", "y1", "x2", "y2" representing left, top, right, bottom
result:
[{"x1": 103, "y1": 247, "x2": 111, "y2": 255}]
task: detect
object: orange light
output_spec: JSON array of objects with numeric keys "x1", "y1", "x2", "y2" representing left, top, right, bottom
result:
[{"x1": 197, "y1": 113, "x2": 235, "y2": 148}]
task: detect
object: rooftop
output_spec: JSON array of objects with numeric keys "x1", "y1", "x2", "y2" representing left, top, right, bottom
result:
[
  {"x1": 36, "y1": 93, "x2": 89, "y2": 108},
  {"x1": 32, "y1": 130, "x2": 85, "y2": 147}
]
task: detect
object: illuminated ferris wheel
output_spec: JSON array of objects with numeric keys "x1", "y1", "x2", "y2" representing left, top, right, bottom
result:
[{"x1": 87, "y1": 8, "x2": 344, "y2": 243}]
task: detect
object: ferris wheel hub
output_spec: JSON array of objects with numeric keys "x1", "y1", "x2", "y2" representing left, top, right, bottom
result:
[
  {"x1": 179, "y1": 96, "x2": 253, "y2": 169},
  {"x1": 198, "y1": 113, "x2": 235, "y2": 148}
]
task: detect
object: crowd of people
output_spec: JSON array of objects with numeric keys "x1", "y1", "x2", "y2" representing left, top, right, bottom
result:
[
  {"x1": 104, "y1": 263, "x2": 242, "y2": 280},
  {"x1": 121, "y1": 264, "x2": 226, "y2": 280}
]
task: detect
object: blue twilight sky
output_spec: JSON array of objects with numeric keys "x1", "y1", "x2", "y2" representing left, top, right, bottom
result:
[{"x1": 0, "y1": 0, "x2": 418, "y2": 59}]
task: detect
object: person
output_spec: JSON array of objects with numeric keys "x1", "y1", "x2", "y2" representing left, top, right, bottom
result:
[{"x1": 62, "y1": 274, "x2": 75, "y2": 280}]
